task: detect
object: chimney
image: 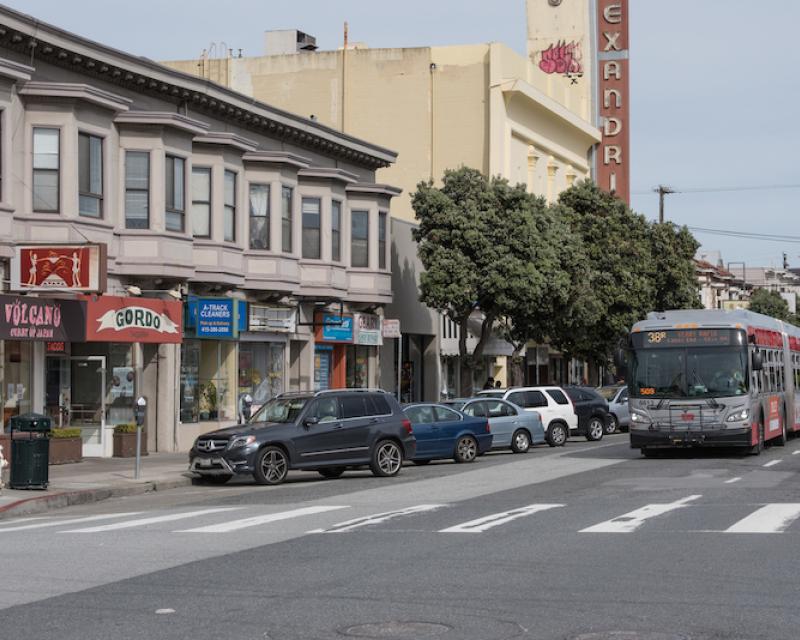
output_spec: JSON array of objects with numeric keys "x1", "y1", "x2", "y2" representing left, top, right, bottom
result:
[{"x1": 264, "y1": 29, "x2": 318, "y2": 56}]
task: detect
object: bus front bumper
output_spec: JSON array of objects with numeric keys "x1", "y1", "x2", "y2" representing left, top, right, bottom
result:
[{"x1": 630, "y1": 426, "x2": 751, "y2": 449}]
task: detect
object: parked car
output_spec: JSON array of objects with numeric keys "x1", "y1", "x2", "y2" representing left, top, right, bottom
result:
[
  {"x1": 441, "y1": 398, "x2": 545, "y2": 453},
  {"x1": 598, "y1": 385, "x2": 629, "y2": 434},
  {"x1": 477, "y1": 386, "x2": 578, "y2": 446},
  {"x1": 562, "y1": 386, "x2": 609, "y2": 441},
  {"x1": 402, "y1": 403, "x2": 492, "y2": 464},
  {"x1": 188, "y1": 389, "x2": 416, "y2": 485}
]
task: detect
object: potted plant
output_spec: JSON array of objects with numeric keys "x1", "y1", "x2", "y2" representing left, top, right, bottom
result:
[
  {"x1": 112, "y1": 423, "x2": 148, "y2": 457},
  {"x1": 49, "y1": 427, "x2": 83, "y2": 464}
]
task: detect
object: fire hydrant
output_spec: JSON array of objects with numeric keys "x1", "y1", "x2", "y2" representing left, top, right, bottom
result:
[{"x1": 0, "y1": 443, "x2": 8, "y2": 491}]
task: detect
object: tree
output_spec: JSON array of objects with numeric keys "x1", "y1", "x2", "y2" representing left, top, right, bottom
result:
[
  {"x1": 748, "y1": 288, "x2": 793, "y2": 322},
  {"x1": 412, "y1": 167, "x2": 557, "y2": 396},
  {"x1": 649, "y1": 222, "x2": 702, "y2": 311}
]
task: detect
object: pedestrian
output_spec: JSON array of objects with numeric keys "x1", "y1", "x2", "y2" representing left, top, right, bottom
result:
[
  {"x1": 494, "y1": 380, "x2": 502, "y2": 389},
  {"x1": 483, "y1": 377, "x2": 494, "y2": 390}
]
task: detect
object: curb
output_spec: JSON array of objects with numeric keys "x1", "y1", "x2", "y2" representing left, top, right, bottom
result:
[{"x1": 0, "y1": 476, "x2": 192, "y2": 520}]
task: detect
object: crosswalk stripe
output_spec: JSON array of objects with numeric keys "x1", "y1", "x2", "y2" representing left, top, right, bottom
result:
[
  {"x1": 439, "y1": 504, "x2": 564, "y2": 533},
  {"x1": 60, "y1": 508, "x2": 241, "y2": 533},
  {"x1": 580, "y1": 495, "x2": 702, "y2": 533},
  {"x1": 763, "y1": 460, "x2": 782, "y2": 467},
  {"x1": 310, "y1": 504, "x2": 445, "y2": 533},
  {"x1": 725, "y1": 504, "x2": 800, "y2": 533},
  {"x1": 0, "y1": 512, "x2": 142, "y2": 533},
  {"x1": 177, "y1": 505, "x2": 348, "y2": 533}
]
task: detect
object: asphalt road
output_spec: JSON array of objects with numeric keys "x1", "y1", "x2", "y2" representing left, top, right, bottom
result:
[{"x1": 2, "y1": 433, "x2": 800, "y2": 640}]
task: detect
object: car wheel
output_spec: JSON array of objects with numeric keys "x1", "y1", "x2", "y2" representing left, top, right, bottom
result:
[
  {"x1": 412, "y1": 459, "x2": 431, "y2": 466},
  {"x1": 511, "y1": 429, "x2": 531, "y2": 453},
  {"x1": 192, "y1": 474, "x2": 232, "y2": 485},
  {"x1": 605, "y1": 414, "x2": 618, "y2": 435},
  {"x1": 546, "y1": 422, "x2": 567, "y2": 447},
  {"x1": 586, "y1": 417, "x2": 605, "y2": 441},
  {"x1": 775, "y1": 417, "x2": 788, "y2": 447},
  {"x1": 748, "y1": 422, "x2": 764, "y2": 455},
  {"x1": 318, "y1": 467, "x2": 346, "y2": 479},
  {"x1": 253, "y1": 446, "x2": 289, "y2": 485},
  {"x1": 454, "y1": 436, "x2": 478, "y2": 463},
  {"x1": 370, "y1": 440, "x2": 403, "y2": 477}
]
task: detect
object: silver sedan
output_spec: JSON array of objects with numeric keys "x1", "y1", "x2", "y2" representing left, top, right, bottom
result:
[{"x1": 441, "y1": 398, "x2": 546, "y2": 453}]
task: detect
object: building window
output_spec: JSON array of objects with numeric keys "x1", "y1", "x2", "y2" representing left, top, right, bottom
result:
[
  {"x1": 124, "y1": 150, "x2": 149, "y2": 229},
  {"x1": 78, "y1": 133, "x2": 103, "y2": 218},
  {"x1": 282, "y1": 186, "x2": 293, "y2": 253},
  {"x1": 165, "y1": 155, "x2": 185, "y2": 232},
  {"x1": 379, "y1": 211, "x2": 388, "y2": 269},
  {"x1": 249, "y1": 183, "x2": 270, "y2": 249},
  {"x1": 301, "y1": 197, "x2": 321, "y2": 259},
  {"x1": 351, "y1": 210, "x2": 369, "y2": 267},
  {"x1": 33, "y1": 127, "x2": 59, "y2": 212},
  {"x1": 238, "y1": 343, "x2": 285, "y2": 406},
  {"x1": 191, "y1": 167, "x2": 211, "y2": 238},
  {"x1": 331, "y1": 200, "x2": 341, "y2": 262},
  {"x1": 224, "y1": 170, "x2": 236, "y2": 242}
]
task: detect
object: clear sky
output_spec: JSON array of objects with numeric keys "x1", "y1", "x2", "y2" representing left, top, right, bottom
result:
[{"x1": 9, "y1": 0, "x2": 800, "y2": 268}]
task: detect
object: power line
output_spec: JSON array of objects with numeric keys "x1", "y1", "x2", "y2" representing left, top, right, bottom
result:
[
  {"x1": 632, "y1": 183, "x2": 800, "y2": 196},
  {"x1": 689, "y1": 226, "x2": 800, "y2": 244}
]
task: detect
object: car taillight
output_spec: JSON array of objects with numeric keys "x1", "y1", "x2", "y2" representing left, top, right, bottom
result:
[
  {"x1": 402, "y1": 418, "x2": 413, "y2": 434},
  {"x1": 485, "y1": 420, "x2": 491, "y2": 433},
  {"x1": 534, "y1": 411, "x2": 541, "y2": 421}
]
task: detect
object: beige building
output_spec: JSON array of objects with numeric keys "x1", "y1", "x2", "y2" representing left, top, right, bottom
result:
[{"x1": 164, "y1": 16, "x2": 601, "y2": 398}]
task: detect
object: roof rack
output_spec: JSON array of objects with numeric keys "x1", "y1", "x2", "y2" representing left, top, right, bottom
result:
[{"x1": 314, "y1": 388, "x2": 390, "y2": 395}]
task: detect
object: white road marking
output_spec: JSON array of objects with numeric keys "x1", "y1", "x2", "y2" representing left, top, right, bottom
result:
[
  {"x1": 580, "y1": 495, "x2": 702, "y2": 533},
  {"x1": 793, "y1": 450, "x2": 800, "y2": 455},
  {"x1": 725, "y1": 504, "x2": 800, "y2": 533},
  {"x1": 60, "y1": 508, "x2": 241, "y2": 533},
  {"x1": 0, "y1": 512, "x2": 142, "y2": 533},
  {"x1": 439, "y1": 504, "x2": 563, "y2": 533},
  {"x1": 155, "y1": 609, "x2": 175, "y2": 615},
  {"x1": 763, "y1": 459, "x2": 782, "y2": 467},
  {"x1": 310, "y1": 504, "x2": 445, "y2": 533},
  {"x1": 177, "y1": 505, "x2": 348, "y2": 533},
  {"x1": 724, "y1": 477, "x2": 742, "y2": 484}
]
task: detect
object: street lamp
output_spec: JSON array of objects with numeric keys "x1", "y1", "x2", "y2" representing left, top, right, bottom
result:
[{"x1": 125, "y1": 285, "x2": 182, "y2": 300}]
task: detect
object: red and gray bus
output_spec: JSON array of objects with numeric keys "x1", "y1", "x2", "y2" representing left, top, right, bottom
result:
[{"x1": 623, "y1": 309, "x2": 800, "y2": 456}]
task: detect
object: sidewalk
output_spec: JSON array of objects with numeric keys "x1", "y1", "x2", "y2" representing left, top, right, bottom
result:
[{"x1": 0, "y1": 453, "x2": 192, "y2": 520}]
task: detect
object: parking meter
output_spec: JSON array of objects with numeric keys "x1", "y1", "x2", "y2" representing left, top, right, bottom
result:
[
  {"x1": 239, "y1": 393, "x2": 253, "y2": 424},
  {"x1": 134, "y1": 396, "x2": 146, "y2": 479}
]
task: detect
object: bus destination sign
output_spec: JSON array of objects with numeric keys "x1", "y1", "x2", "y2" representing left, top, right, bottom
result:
[{"x1": 633, "y1": 328, "x2": 743, "y2": 349}]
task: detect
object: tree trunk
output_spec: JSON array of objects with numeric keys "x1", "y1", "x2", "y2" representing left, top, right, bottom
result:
[
  {"x1": 510, "y1": 347, "x2": 525, "y2": 387},
  {"x1": 457, "y1": 312, "x2": 495, "y2": 398}
]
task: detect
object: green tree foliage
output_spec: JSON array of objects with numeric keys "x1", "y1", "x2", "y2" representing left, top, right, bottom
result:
[
  {"x1": 649, "y1": 222, "x2": 703, "y2": 311},
  {"x1": 748, "y1": 288, "x2": 793, "y2": 322}
]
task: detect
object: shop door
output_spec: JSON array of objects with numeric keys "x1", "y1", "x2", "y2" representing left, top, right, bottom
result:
[
  {"x1": 45, "y1": 357, "x2": 70, "y2": 428},
  {"x1": 70, "y1": 356, "x2": 106, "y2": 457}
]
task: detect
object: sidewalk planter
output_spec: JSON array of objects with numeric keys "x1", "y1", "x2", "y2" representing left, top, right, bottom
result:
[
  {"x1": 49, "y1": 428, "x2": 83, "y2": 465},
  {"x1": 112, "y1": 424, "x2": 148, "y2": 458}
]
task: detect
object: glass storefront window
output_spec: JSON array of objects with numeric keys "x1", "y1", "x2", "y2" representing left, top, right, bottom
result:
[
  {"x1": 346, "y1": 345, "x2": 371, "y2": 389},
  {"x1": 238, "y1": 342, "x2": 285, "y2": 407},
  {"x1": 180, "y1": 341, "x2": 200, "y2": 423},
  {"x1": 1, "y1": 341, "x2": 33, "y2": 428},
  {"x1": 193, "y1": 340, "x2": 237, "y2": 422}
]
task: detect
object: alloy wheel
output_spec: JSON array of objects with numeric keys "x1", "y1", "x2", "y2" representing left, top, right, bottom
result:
[
  {"x1": 457, "y1": 437, "x2": 477, "y2": 462},
  {"x1": 588, "y1": 419, "x2": 604, "y2": 441},
  {"x1": 377, "y1": 442, "x2": 402, "y2": 475},
  {"x1": 261, "y1": 449, "x2": 287, "y2": 483},
  {"x1": 513, "y1": 431, "x2": 530, "y2": 452}
]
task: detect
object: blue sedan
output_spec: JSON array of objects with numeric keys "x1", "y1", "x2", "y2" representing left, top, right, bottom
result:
[
  {"x1": 403, "y1": 403, "x2": 493, "y2": 464},
  {"x1": 441, "y1": 398, "x2": 545, "y2": 453}
]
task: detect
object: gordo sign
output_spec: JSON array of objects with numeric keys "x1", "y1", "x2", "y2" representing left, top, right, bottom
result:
[{"x1": 85, "y1": 296, "x2": 183, "y2": 343}]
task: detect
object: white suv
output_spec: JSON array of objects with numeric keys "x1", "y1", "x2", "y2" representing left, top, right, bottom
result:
[{"x1": 477, "y1": 387, "x2": 578, "y2": 447}]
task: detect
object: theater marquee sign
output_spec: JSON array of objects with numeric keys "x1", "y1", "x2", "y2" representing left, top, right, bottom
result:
[
  {"x1": 10, "y1": 244, "x2": 107, "y2": 293},
  {"x1": 596, "y1": 0, "x2": 629, "y2": 204}
]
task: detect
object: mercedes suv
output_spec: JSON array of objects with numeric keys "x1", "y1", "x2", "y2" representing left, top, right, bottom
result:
[{"x1": 189, "y1": 389, "x2": 416, "y2": 486}]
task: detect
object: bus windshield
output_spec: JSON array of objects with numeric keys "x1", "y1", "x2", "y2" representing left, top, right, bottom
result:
[{"x1": 630, "y1": 346, "x2": 748, "y2": 399}]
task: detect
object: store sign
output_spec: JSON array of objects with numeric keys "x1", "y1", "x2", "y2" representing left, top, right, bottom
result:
[
  {"x1": 249, "y1": 305, "x2": 296, "y2": 333},
  {"x1": 10, "y1": 244, "x2": 107, "y2": 293},
  {"x1": 46, "y1": 341, "x2": 66, "y2": 353},
  {"x1": 354, "y1": 313, "x2": 383, "y2": 346},
  {"x1": 318, "y1": 314, "x2": 354, "y2": 343},
  {"x1": 382, "y1": 319, "x2": 401, "y2": 339},
  {"x1": 0, "y1": 294, "x2": 86, "y2": 341},
  {"x1": 196, "y1": 298, "x2": 237, "y2": 339},
  {"x1": 85, "y1": 296, "x2": 183, "y2": 343},
  {"x1": 596, "y1": 0, "x2": 629, "y2": 204}
]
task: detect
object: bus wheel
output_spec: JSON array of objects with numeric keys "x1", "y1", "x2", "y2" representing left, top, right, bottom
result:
[
  {"x1": 748, "y1": 423, "x2": 764, "y2": 455},
  {"x1": 775, "y1": 418, "x2": 788, "y2": 447}
]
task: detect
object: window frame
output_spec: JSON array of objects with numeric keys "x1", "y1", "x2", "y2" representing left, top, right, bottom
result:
[
  {"x1": 191, "y1": 166, "x2": 212, "y2": 239},
  {"x1": 301, "y1": 196, "x2": 322, "y2": 260},
  {"x1": 331, "y1": 200, "x2": 342, "y2": 262},
  {"x1": 351, "y1": 209, "x2": 369, "y2": 268},
  {"x1": 124, "y1": 149, "x2": 150, "y2": 230},
  {"x1": 223, "y1": 169, "x2": 237, "y2": 243},
  {"x1": 32, "y1": 127, "x2": 60, "y2": 213},
  {"x1": 165, "y1": 154, "x2": 186, "y2": 233},
  {"x1": 378, "y1": 210, "x2": 388, "y2": 269},
  {"x1": 248, "y1": 182, "x2": 270, "y2": 250},
  {"x1": 281, "y1": 185, "x2": 293, "y2": 253},
  {"x1": 78, "y1": 131, "x2": 103, "y2": 218}
]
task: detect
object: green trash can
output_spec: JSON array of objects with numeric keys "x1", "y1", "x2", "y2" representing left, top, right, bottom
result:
[{"x1": 9, "y1": 413, "x2": 51, "y2": 490}]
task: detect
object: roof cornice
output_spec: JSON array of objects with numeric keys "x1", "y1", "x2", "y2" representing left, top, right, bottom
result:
[
  {"x1": 242, "y1": 150, "x2": 312, "y2": 169},
  {"x1": 193, "y1": 131, "x2": 258, "y2": 152},
  {"x1": 298, "y1": 167, "x2": 359, "y2": 183},
  {"x1": 0, "y1": 54, "x2": 31, "y2": 81},
  {"x1": 115, "y1": 111, "x2": 209, "y2": 135},
  {"x1": 346, "y1": 183, "x2": 403, "y2": 198},
  {"x1": 19, "y1": 81, "x2": 131, "y2": 111}
]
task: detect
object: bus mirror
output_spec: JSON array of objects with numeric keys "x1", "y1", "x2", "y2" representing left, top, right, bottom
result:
[{"x1": 752, "y1": 351, "x2": 763, "y2": 372}]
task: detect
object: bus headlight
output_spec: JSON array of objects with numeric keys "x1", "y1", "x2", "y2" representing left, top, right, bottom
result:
[
  {"x1": 726, "y1": 408, "x2": 750, "y2": 423},
  {"x1": 630, "y1": 410, "x2": 651, "y2": 426}
]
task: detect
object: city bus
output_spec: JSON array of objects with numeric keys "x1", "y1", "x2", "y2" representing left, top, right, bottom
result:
[{"x1": 621, "y1": 309, "x2": 800, "y2": 456}]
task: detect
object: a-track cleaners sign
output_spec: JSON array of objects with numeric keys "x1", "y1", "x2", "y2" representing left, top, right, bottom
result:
[{"x1": 84, "y1": 295, "x2": 183, "y2": 343}]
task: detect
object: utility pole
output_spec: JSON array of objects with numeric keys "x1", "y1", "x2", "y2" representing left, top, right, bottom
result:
[{"x1": 655, "y1": 185, "x2": 675, "y2": 223}]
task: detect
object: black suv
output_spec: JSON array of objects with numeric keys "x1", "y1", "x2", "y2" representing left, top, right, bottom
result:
[
  {"x1": 189, "y1": 389, "x2": 416, "y2": 485},
  {"x1": 562, "y1": 386, "x2": 609, "y2": 442}
]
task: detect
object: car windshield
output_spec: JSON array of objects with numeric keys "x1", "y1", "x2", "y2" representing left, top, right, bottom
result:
[
  {"x1": 630, "y1": 346, "x2": 748, "y2": 398},
  {"x1": 598, "y1": 386, "x2": 620, "y2": 400},
  {"x1": 249, "y1": 396, "x2": 310, "y2": 424}
]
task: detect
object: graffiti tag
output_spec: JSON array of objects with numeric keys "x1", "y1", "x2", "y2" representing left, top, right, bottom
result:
[{"x1": 538, "y1": 40, "x2": 583, "y2": 83}]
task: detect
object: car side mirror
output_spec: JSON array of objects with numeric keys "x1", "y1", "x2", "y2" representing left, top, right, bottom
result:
[
  {"x1": 752, "y1": 351, "x2": 763, "y2": 372},
  {"x1": 303, "y1": 416, "x2": 320, "y2": 428}
]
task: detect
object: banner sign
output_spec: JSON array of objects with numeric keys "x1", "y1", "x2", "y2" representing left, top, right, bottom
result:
[
  {"x1": 354, "y1": 313, "x2": 383, "y2": 346},
  {"x1": 85, "y1": 296, "x2": 183, "y2": 343},
  {"x1": 10, "y1": 244, "x2": 107, "y2": 293},
  {"x1": 0, "y1": 294, "x2": 86, "y2": 342},
  {"x1": 316, "y1": 313, "x2": 354, "y2": 343},
  {"x1": 382, "y1": 319, "x2": 401, "y2": 339},
  {"x1": 196, "y1": 298, "x2": 237, "y2": 339}
]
